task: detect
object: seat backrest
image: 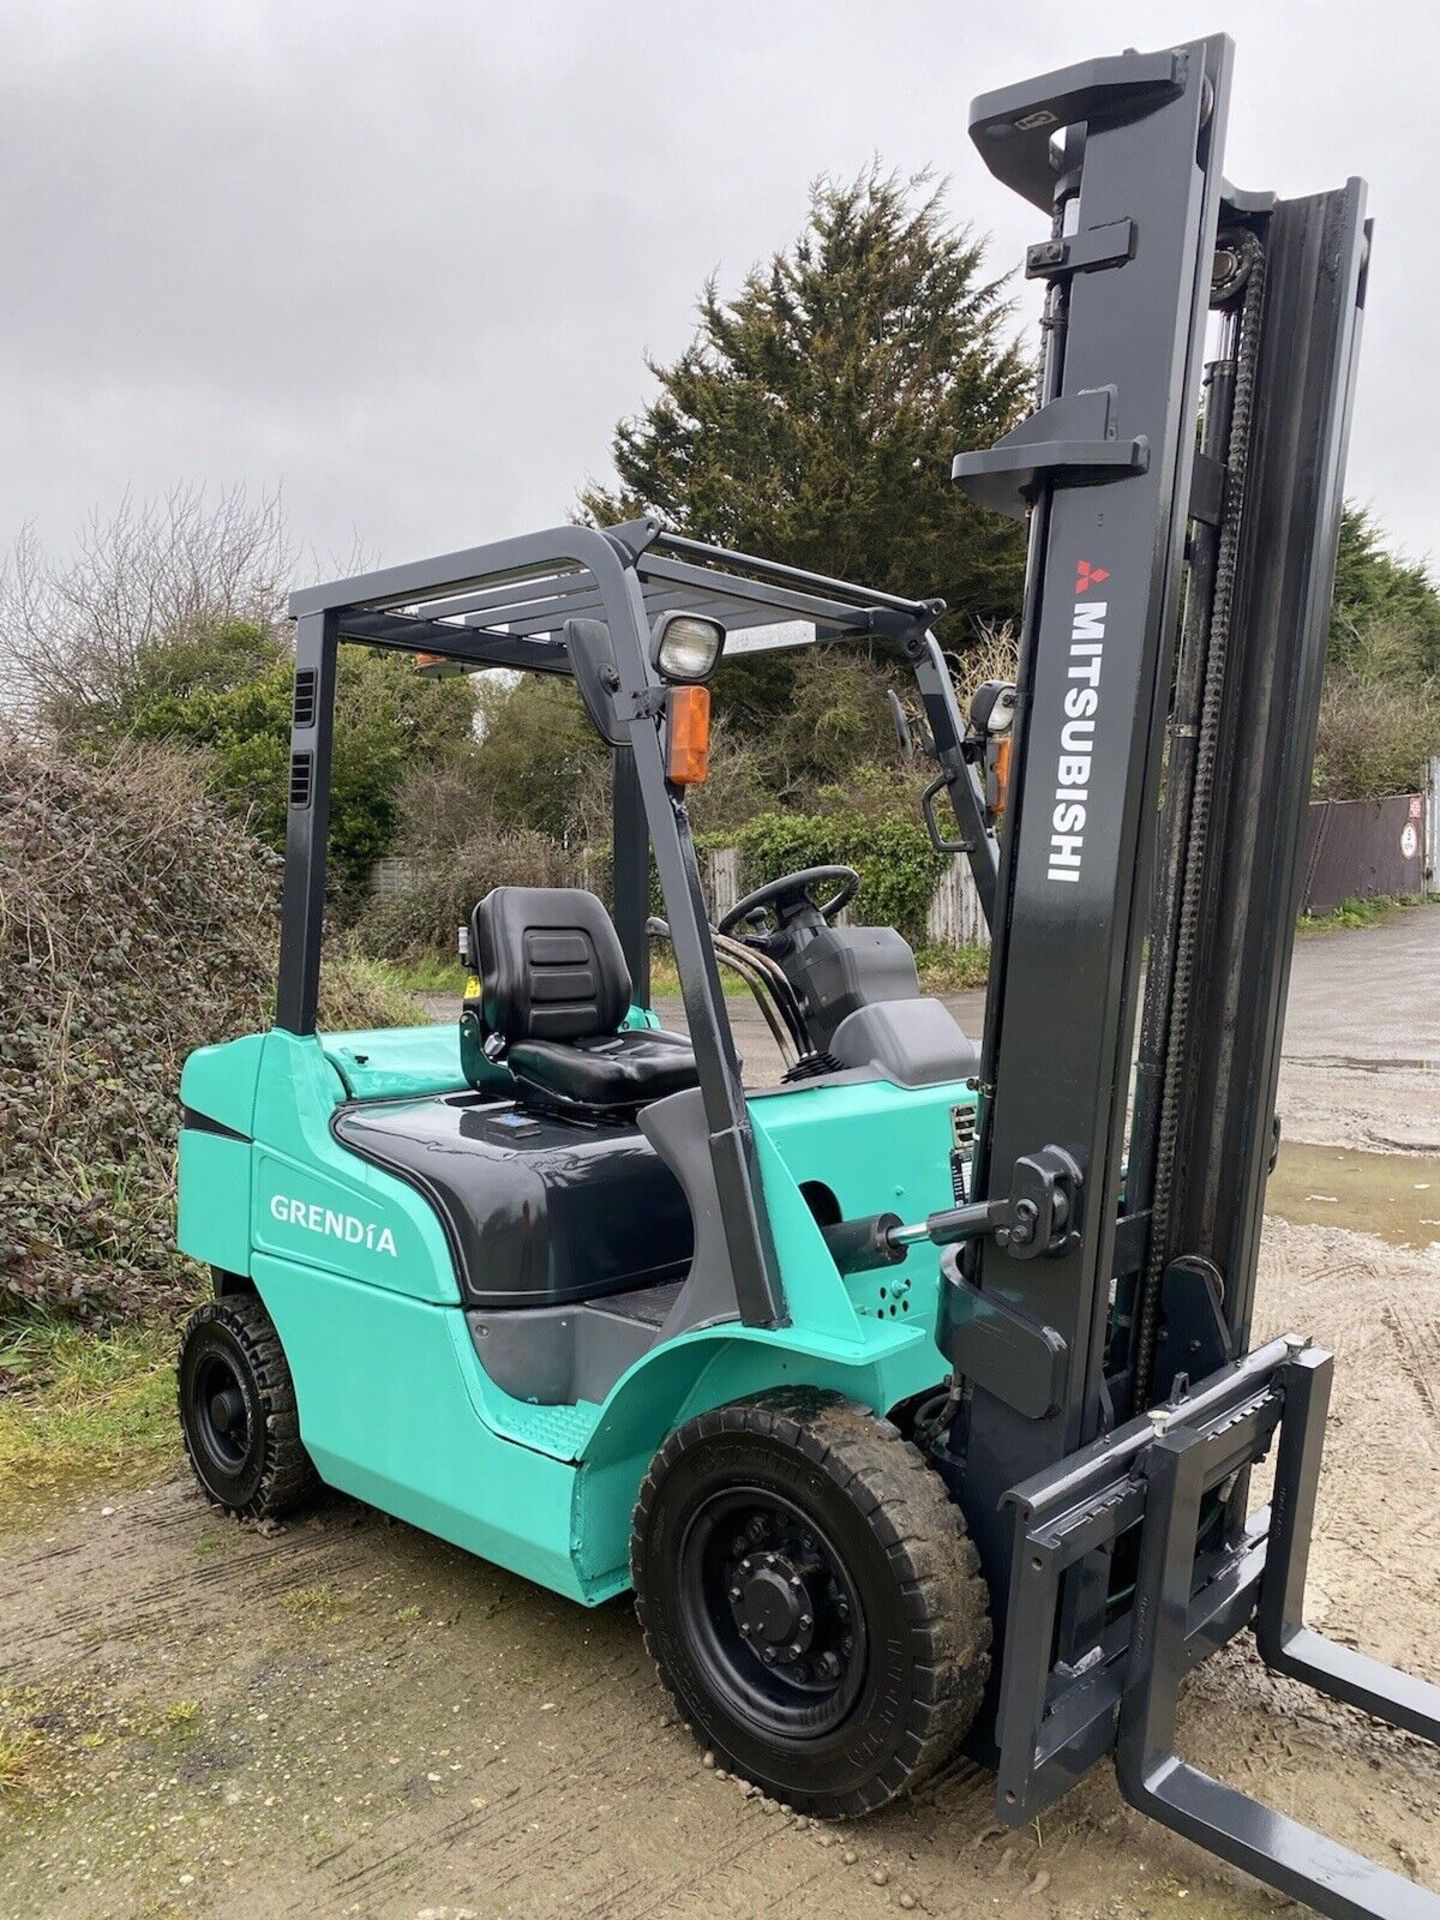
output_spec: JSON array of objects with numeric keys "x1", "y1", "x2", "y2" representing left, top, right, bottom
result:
[{"x1": 472, "y1": 887, "x2": 631, "y2": 1045}]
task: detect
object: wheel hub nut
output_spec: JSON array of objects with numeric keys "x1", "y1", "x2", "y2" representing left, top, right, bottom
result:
[{"x1": 730, "y1": 1553, "x2": 816, "y2": 1660}]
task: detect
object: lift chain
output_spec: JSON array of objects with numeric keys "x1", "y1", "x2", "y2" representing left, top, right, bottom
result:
[{"x1": 1131, "y1": 229, "x2": 1268, "y2": 1407}]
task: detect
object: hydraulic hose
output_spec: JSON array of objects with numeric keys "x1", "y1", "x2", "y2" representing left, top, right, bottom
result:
[
  {"x1": 648, "y1": 916, "x2": 805, "y2": 1064},
  {"x1": 710, "y1": 930, "x2": 808, "y2": 1060}
]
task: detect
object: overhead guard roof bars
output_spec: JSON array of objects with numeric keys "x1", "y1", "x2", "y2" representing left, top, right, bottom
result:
[{"x1": 287, "y1": 518, "x2": 944, "y2": 674}]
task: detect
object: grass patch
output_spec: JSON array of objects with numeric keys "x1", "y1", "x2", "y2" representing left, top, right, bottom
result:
[
  {"x1": 322, "y1": 943, "x2": 432, "y2": 1026},
  {"x1": 0, "y1": 1724, "x2": 38, "y2": 1794},
  {"x1": 0, "y1": 1678, "x2": 207, "y2": 1807},
  {"x1": 1297, "y1": 891, "x2": 1428, "y2": 933},
  {"x1": 384, "y1": 953, "x2": 469, "y2": 995},
  {"x1": 0, "y1": 1680, "x2": 107, "y2": 1800},
  {"x1": 278, "y1": 1583, "x2": 347, "y2": 1625},
  {"x1": 914, "y1": 943, "x2": 990, "y2": 993},
  {"x1": 0, "y1": 1317, "x2": 175, "y2": 1531},
  {"x1": 652, "y1": 959, "x2": 749, "y2": 999}
]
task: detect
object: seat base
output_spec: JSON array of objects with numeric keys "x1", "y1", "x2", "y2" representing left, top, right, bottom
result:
[{"x1": 508, "y1": 1027, "x2": 697, "y2": 1118}]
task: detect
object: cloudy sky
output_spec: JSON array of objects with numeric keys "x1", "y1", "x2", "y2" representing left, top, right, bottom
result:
[{"x1": 2, "y1": 0, "x2": 1433, "y2": 591}]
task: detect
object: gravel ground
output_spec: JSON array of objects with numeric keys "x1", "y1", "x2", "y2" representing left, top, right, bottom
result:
[{"x1": 2, "y1": 912, "x2": 1436, "y2": 1919}]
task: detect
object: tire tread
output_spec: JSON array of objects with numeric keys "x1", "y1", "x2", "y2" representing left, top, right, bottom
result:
[
  {"x1": 177, "y1": 1296, "x2": 318, "y2": 1520},
  {"x1": 631, "y1": 1387, "x2": 990, "y2": 1818}
]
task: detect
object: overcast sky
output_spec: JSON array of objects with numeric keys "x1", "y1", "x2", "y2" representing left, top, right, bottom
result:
[{"x1": 3, "y1": 0, "x2": 1434, "y2": 594}]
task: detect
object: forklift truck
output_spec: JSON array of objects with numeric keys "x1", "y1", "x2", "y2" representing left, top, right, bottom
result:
[{"x1": 176, "y1": 34, "x2": 1440, "y2": 1916}]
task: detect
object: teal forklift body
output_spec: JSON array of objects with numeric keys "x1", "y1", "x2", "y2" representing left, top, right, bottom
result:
[{"x1": 178, "y1": 1022, "x2": 972, "y2": 1604}]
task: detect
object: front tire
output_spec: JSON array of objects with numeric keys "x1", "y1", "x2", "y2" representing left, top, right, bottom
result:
[
  {"x1": 177, "y1": 1295, "x2": 318, "y2": 1520},
  {"x1": 631, "y1": 1389, "x2": 990, "y2": 1817}
]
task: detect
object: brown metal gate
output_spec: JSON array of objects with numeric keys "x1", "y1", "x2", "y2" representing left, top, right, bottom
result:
[{"x1": 1299, "y1": 793, "x2": 1426, "y2": 912}]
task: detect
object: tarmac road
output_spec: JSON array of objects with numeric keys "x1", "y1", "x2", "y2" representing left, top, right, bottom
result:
[{"x1": 659, "y1": 903, "x2": 1440, "y2": 1153}]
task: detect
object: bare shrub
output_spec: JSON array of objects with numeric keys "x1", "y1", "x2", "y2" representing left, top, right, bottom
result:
[
  {"x1": 952, "y1": 618, "x2": 1019, "y2": 712},
  {"x1": 0, "y1": 731, "x2": 415, "y2": 1323},
  {"x1": 389, "y1": 761, "x2": 482, "y2": 860},
  {"x1": 1312, "y1": 617, "x2": 1440, "y2": 800},
  {"x1": 0, "y1": 484, "x2": 293, "y2": 735},
  {"x1": 685, "y1": 712, "x2": 784, "y2": 835},
  {"x1": 358, "y1": 826, "x2": 581, "y2": 963}
]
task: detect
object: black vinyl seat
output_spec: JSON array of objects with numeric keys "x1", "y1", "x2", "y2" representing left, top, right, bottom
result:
[
  {"x1": 504, "y1": 1027, "x2": 697, "y2": 1113},
  {"x1": 471, "y1": 886, "x2": 698, "y2": 1118}
]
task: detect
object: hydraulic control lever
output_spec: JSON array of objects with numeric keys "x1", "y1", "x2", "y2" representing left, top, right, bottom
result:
[{"x1": 822, "y1": 1146, "x2": 1083, "y2": 1273}]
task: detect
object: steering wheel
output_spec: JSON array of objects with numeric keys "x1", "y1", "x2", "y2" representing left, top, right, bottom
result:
[{"x1": 718, "y1": 865, "x2": 860, "y2": 942}]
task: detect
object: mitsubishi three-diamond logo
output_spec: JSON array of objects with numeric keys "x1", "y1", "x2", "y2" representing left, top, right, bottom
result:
[{"x1": 1074, "y1": 559, "x2": 1110, "y2": 594}]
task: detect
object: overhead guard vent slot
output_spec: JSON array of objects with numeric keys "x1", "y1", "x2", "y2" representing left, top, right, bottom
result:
[
  {"x1": 292, "y1": 668, "x2": 317, "y2": 730},
  {"x1": 289, "y1": 751, "x2": 313, "y2": 809}
]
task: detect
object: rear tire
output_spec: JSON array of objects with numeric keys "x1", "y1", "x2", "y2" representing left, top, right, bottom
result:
[
  {"x1": 177, "y1": 1295, "x2": 318, "y2": 1520},
  {"x1": 631, "y1": 1388, "x2": 990, "y2": 1817}
]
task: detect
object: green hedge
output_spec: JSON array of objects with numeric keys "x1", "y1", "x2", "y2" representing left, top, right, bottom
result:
[{"x1": 708, "y1": 810, "x2": 947, "y2": 946}]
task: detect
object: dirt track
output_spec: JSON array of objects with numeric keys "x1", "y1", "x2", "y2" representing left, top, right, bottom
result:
[{"x1": 2, "y1": 912, "x2": 1437, "y2": 1919}]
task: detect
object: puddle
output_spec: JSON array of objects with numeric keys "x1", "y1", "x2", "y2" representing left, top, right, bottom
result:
[
  {"x1": 1297, "y1": 1053, "x2": 1439, "y2": 1076},
  {"x1": 1268, "y1": 1142, "x2": 1440, "y2": 1251}
]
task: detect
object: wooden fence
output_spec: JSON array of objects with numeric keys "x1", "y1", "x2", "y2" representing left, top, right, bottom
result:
[
  {"x1": 924, "y1": 859, "x2": 989, "y2": 948},
  {"x1": 704, "y1": 845, "x2": 743, "y2": 919}
]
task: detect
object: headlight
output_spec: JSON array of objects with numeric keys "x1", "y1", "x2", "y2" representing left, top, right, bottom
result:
[
  {"x1": 651, "y1": 611, "x2": 726, "y2": 684},
  {"x1": 970, "y1": 679, "x2": 1016, "y2": 737}
]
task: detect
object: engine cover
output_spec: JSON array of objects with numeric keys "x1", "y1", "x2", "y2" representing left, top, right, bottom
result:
[{"x1": 333, "y1": 1093, "x2": 693, "y2": 1308}]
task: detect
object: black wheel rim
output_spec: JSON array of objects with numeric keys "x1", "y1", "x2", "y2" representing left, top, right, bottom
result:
[
  {"x1": 677, "y1": 1485, "x2": 867, "y2": 1741},
  {"x1": 191, "y1": 1350, "x2": 253, "y2": 1476}
]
